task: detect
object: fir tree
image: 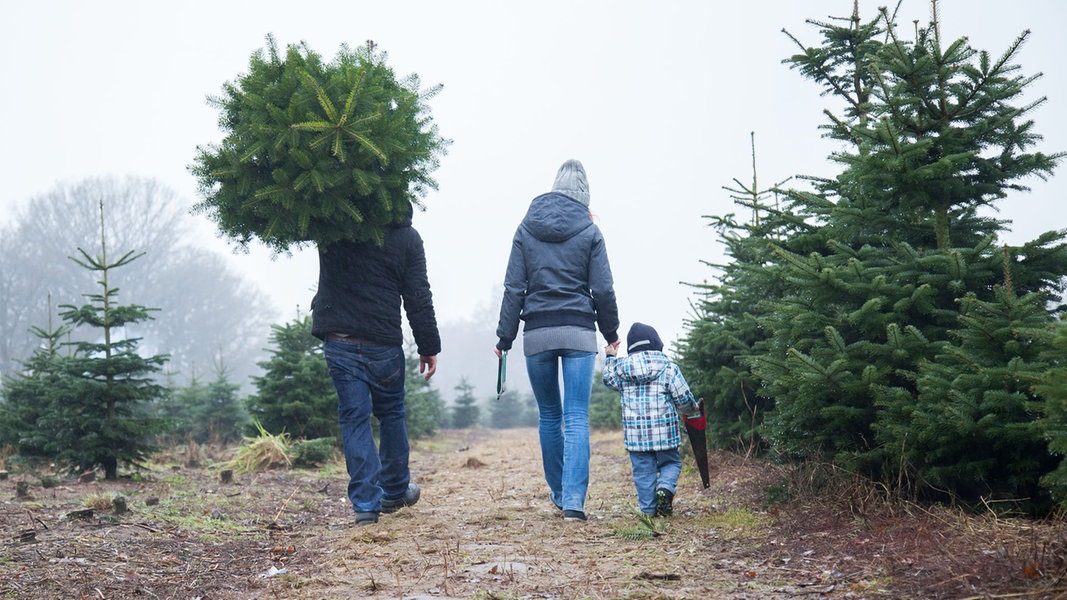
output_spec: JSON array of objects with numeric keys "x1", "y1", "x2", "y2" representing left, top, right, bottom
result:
[
  {"x1": 898, "y1": 284, "x2": 1057, "y2": 511},
  {"x1": 749, "y1": 2, "x2": 1066, "y2": 484},
  {"x1": 169, "y1": 359, "x2": 248, "y2": 445},
  {"x1": 682, "y1": 1, "x2": 1067, "y2": 507},
  {"x1": 450, "y1": 377, "x2": 480, "y2": 429},
  {"x1": 38, "y1": 201, "x2": 170, "y2": 479},
  {"x1": 164, "y1": 372, "x2": 208, "y2": 445},
  {"x1": 191, "y1": 37, "x2": 449, "y2": 252},
  {"x1": 489, "y1": 390, "x2": 537, "y2": 429},
  {"x1": 247, "y1": 315, "x2": 337, "y2": 440},
  {"x1": 678, "y1": 133, "x2": 797, "y2": 453},
  {"x1": 1036, "y1": 319, "x2": 1067, "y2": 508},
  {"x1": 201, "y1": 359, "x2": 248, "y2": 444},
  {"x1": 0, "y1": 304, "x2": 72, "y2": 457},
  {"x1": 589, "y1": 368, "x2": 621, "y2": 430},
  {"x1": 403, "y1": 347, "x2": 445, "y2": 439}
]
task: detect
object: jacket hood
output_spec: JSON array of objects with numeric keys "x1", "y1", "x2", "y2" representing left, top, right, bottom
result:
[
  {"x1": 391, "y1": 203, "x2": 414, "y2": 228},
  {"x1": 521, "y1": 192, "x2": 592, "y2": 243},
  {"x1": 617, "y1": 351, "x2": 670, "y2": 384}
]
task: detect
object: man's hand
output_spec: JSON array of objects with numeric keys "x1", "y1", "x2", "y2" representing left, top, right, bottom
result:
[
  {"x1": 419, "y1": 355, "x2": 437, "y2": 380},
  {"x1": 604, "y1": 343, "x2": 617, "y2": 357}
]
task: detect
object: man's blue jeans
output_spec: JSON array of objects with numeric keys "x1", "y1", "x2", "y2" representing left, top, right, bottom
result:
[
  {"x1": 525, "y1": 349, "x2": 596, "y2": 512},
  {"x1": 629, "y1": 448, "x2": 682, "y2": 515},
  {"x1": 324, "y1": 339, "x2": 409, "y2": 513}
]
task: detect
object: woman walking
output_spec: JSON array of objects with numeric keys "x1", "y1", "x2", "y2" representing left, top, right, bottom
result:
[{"x1": 494, "y1": 159, "x2": 620, "y2": 522}]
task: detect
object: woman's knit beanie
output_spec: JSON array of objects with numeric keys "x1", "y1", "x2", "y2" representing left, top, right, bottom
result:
[{"x1": 551, "y1": 159, "x2": 590, "y2": 206}]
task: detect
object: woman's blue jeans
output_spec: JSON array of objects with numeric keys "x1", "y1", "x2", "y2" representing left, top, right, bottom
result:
[
  {"x1": 629, "y1": 448, "x2": 682, "y2": 515},
  {"x1": 324, "y1": 339, "x2": 409, "y2": 513},
  {"x1": 525, "y1": 349, "x2": 596, "y2": 512}
]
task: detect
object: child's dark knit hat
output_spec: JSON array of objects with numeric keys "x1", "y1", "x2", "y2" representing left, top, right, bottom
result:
[{"x1": 626, "y1": 322, "x2": 663, "y2": 354}]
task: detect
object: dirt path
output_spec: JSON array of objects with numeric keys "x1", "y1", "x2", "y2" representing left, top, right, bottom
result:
[
  {"x1": 1, "y1": 427, "x2": 1061, "y2": 599},
  {"x1": 301, "y1": 427, "x2": 781, "y2": 599}
]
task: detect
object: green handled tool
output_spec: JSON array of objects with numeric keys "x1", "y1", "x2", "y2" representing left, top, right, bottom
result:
[{"x1": 496, "y1": 351, "x2": 507, "y2": 399}]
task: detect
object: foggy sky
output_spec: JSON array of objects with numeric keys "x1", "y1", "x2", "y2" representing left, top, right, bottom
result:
[{"x1": 2, "y1": 1, "x2": 1065, "y2": 400}]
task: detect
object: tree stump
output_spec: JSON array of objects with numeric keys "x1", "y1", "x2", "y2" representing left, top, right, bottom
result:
[
  {"x1": 112, "y1": 495, "x2": 129, "y2": 514},
  {"x1": 15, "y1": 480, "x2": 29, "y2": 499},
  {"x1": 79, "y1": 471, "x2": 96, "y2": 484},
  {"x1": 0, "y1": 470, "x2": 9, "y2": 481},
  {"x1": 220, "y1": 469, "x2": 234, "y2": 484}
]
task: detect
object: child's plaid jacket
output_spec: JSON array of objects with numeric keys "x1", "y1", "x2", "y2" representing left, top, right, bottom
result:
[{"x1": 603, "y1": 351, "x2": 699, "y2": 452}]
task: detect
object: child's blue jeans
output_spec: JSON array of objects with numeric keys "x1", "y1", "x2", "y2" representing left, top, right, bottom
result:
[{"x1": 629, "y1": 448, "x2": 682, "y2": 515}]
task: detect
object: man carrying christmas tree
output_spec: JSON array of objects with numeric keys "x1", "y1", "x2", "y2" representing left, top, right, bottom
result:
[{"x1": 311, "y1": 202, "x2": 441, "y2": 526}]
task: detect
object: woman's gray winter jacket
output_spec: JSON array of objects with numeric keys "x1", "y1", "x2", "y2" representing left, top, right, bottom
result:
[{"x1": 495, "y1": 192, "x2": 619, "y2": 351}]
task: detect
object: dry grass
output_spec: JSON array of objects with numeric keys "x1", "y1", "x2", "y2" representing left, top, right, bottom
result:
[
  {"x1": 1, "y1": 428, "x2": 1064, "y2": 599},
  {"x1": 223, "y1": 421, "x2": 293, "y2": 474}
]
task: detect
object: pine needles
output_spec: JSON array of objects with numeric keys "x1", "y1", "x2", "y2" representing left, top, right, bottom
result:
[{"x1": 610, "y1": 510, "x2": 665, "y2": 541}]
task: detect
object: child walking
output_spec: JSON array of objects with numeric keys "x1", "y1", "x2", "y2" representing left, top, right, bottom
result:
[{"x1": 603, "y1": 322, "x2": 700, "y2": 517}]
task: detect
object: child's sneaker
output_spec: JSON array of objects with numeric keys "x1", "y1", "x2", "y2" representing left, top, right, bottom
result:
[{"x1": 654, "y1": 488, "x2": 674, "y2": 517}]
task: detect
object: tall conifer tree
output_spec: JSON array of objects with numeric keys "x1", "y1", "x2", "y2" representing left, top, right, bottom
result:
[
  {"x1": 682, "y1": 1, "x2": 1067, "y2": 506},
  {"x1": 678, "y1": 133, "x2": 801, "y2": 452},
  {"x1": 47, "y1": 201, "x2": 169, "y2": 479}
]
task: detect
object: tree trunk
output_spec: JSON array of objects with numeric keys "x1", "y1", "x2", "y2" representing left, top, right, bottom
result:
[
  {"x1": 103, "y1": 456, "x2": 118, "y2": 481},
  {"x1": 934, "y1": 206, "x2": 951, "y2": 250}
]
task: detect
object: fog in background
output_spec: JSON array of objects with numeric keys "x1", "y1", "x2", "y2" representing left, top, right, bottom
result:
[{"x1": 2, "y1": 1, "x2": 1064, "y2": 403}]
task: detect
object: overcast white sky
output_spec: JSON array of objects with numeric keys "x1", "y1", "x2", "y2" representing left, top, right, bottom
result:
[{"x1": 2, "y1": 1, "x2": 1065, "y2": 354}]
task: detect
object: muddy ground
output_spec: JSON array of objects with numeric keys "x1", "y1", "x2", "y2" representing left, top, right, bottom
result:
[{"x1": 1, "y1": 427, "x2": 1065, "y2": 599}]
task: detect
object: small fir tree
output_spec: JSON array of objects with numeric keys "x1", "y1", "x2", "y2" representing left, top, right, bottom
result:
[
  {"x1": 201, "y1": 359, "x2": 248, "y2": 444},
  {"x1": 678, "y1": 133, "x2": 797, "y2": 453},
  {"x1": 40, "y1": 201, "x2": 170, "y2": 479},
  {"x1": 450, "y1": 377, "x2": 480, "y2": 429},
  {"x1": 247, "y1": 315, "x2": 337, "y2": 439},
  {"x1": 403, "y1": 348, "x2": 445, "y2": 439},
  {"x1": 489, "y1": 390, "x2": 537, "y2": 429},
  {"x1": 169, "y1": 359, "x2": 248, "y2": 445},
  {"x1": 0, "y1": 306, "x2": 72, "y2": 457},
  {"x1": 164, "y1": 372, "x2": 209, "y2": 446},
  {"x1": 588, "y1": 368, "x2": 622, "y2": 430}
]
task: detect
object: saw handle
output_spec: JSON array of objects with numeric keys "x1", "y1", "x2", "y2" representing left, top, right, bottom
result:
[{"x1": 683, "y1": 398, "x2": 707, "y2": 431}]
